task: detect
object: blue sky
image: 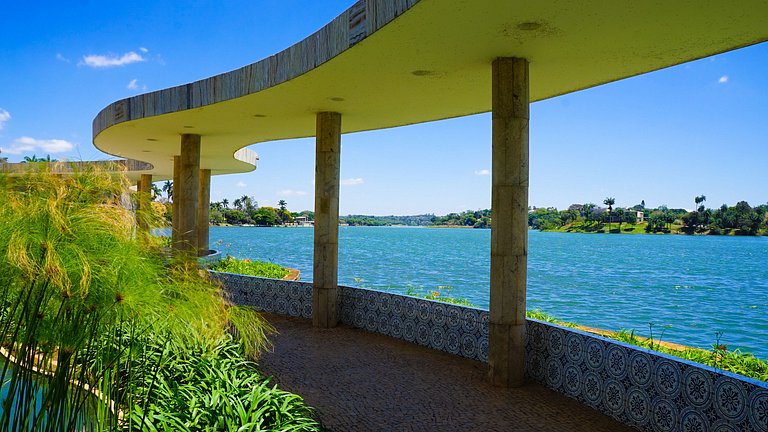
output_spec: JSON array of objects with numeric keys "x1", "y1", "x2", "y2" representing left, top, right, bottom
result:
[{"x1": 2, "y1": 2, "x2": 766, "y2": 215}]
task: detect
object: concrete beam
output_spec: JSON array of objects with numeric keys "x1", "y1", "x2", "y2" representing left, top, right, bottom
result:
[
  {"x1": 313, "y1": 112, "x2": 341, "y2": 328},
  {"x1": 488, "y1": 57, "x2": 529, "y2": 387},
  {"x1": 197, "y1": 169, "x2": 211, "y2": 257},
  {"x1": 173, "y1": 134, "x2": 201, "y2": 260}
]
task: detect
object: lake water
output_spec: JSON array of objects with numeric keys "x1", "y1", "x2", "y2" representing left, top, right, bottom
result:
[{"x1": 210, "y1": 226, "x2": 768, "y2": 358}]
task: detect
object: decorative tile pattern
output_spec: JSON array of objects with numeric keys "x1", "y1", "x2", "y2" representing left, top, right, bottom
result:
[
  {"x1": 211, "y1": 271, "x2": 312, "y2": 319},
  {"x1": 338, "y1": 286, "x2": 488, "y2": 362},
  {"x1": 213, "y1": 273, "x2": 768, "y2": 432},
  {"x1": 526, "y1": 319, "x2": 768, "y2": 431}
]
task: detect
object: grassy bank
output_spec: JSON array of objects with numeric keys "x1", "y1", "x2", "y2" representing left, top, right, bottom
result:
[
  {"x1": 542, "y1": 221, "x2": 683, "y2": 234},
  {"x1": 542, "y1": 221, "x2": 765, "y2": 235}
]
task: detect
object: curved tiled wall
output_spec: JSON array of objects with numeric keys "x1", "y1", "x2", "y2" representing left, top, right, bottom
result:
[{"x1": 213, "y1": 272, "x2": 768, "y2": 432}]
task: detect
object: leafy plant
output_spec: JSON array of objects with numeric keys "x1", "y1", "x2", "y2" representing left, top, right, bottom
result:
[
  {"x1": 118, "y1": 332, "x2": 319, "y2": 431},
  {"x1": 210, "y1": 256, "x2": 290, "y2": 279},
  {"x1": 0, "y1": 164, "x2": 273, "y2": 430}
]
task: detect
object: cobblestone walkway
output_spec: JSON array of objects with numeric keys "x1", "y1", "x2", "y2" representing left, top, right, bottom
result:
[{"x1": 259, "y1": 314, "x2": 635, "y2": 432}]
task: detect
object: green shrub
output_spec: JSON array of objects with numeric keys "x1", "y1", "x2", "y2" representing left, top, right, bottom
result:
[
  {"x1": 0, "y1": 165, "x2": 274, "y2": 430},
  {"x1": 211, "y1": 256, "x2": 290, "y2": 279},
  {"x1": 122, "y1": 333, "x2": 320, "y2": 431}
]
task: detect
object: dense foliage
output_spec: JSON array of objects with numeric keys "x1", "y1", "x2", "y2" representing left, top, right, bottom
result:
[
  {"x1": 342, "y1": 214, "x2": 435, "y2": 227},
  {"x1": 209, "y1": 199, "x2": 293, "y2": 227},
  {"x1": 0, "y1": 166, "x2": 315, "y2": 431},
  {"x1": 124, "y1": 334, "x2": 318, "y2": 431},
  {"x1": 210, "y1": 256, "x2": 290, "y2": 279},
  {"x1": 528, "y1": 197, "x2": 768, "y2": 235},
  {"x1": 431, "y1": 210, "x2": 491, "y2": 228}
]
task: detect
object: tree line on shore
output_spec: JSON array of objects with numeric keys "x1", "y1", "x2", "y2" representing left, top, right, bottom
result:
[
  {"x1": 152, "y1": 182, "x2": 310, "y2": 226},
  {"x1": 529, "y1": 196, "x2": 768, "y2": 235},
  {"x1": 151, "y1": 183, "x2": 767, "y2": 234}
]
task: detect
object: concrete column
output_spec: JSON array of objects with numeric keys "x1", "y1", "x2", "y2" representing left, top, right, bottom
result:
[
  {"x1": 488, "y1": 57, "x2": 529, "y2": 387},
  {"x1": 172, "y1": 156, "x2": 180, "y2": 249},
  {"x1": 173, "y1": 134, "x2": 201, "y2": 260},
  {"x1": 197, "y1": 169, "x2": 211, "y2": 257},
  {"x1": 137, "y1": 174, "x2": 153, "y2": 235},
  {"x1": 313, "y1": 112, "x2": 341, "y2": 328}
]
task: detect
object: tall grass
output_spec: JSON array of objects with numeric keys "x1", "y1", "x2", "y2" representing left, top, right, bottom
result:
[{"x1": 0, "y1": 164, "x2": 277, "y2": 430}]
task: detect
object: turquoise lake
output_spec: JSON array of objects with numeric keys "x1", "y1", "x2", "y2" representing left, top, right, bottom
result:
[{"x1": 210, "y1": 226, "x2": 768, "y2": 358}]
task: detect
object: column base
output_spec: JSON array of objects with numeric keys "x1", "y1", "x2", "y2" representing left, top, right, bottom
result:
[
  {"x1": 488, "y1": 322, "x2": 526, "y2": 387},
  {"x1": 312, "y1": 286, "x2": 339, "y2": 328}
]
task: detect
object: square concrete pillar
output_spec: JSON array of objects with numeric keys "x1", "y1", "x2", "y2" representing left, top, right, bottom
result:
[
  {"x1": 172, "y1": 156, "x2": 180, "y2": 249},
  {"x1": 313, "y1": 112, "x2": 341, "y2": 328},
  {"x1": 488, "y1": 57, "x2": 529, "y2": 387},
  {"x1": 137, "y1": 173, "x2": 152, "y2": 237},
  {"x1": 173, "y1": 134, "x2": 201, "y2": 261},
  {"x1": 197, "y1": 169, "x2": 211, "y2": 257}
]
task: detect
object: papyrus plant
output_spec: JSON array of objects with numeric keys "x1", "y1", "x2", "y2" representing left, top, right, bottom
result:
[{"x1": 0, "y1": 164, "x2": 270, "y2": 431}]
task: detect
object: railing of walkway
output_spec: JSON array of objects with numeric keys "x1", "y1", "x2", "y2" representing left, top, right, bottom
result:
[{"x1": 211, "y1": 272, "x2": 768, "y2": 432}]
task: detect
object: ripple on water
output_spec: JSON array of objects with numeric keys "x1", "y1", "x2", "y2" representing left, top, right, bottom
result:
[{"x1": 211, "y1": 227, "x2": 768, "y2": 358}]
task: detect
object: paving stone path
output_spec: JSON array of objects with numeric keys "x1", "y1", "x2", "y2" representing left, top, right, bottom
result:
[{"x1": 258, "y1": 314, "x2": 636, "y2": 432}]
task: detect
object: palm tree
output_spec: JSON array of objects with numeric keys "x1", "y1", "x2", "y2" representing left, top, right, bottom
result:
[
  {"x1": 614, "y1": 208, "x2": 626, "y2": 232},
  {"x1": 695, "y1": 195, "x2": 706, "y2": 212},
  {"x1": 240, "y1": 195, "x2": 255, "y2": 212},
  {"x1": 150, "y1": 183, "x2": 162, "y2": 200},
  {"x1": 162, "y1": 180, "x2": 173, "y2": 200},
  {"x1": 278, "y1": 199, "x2": 287, "y2": 211},
  {"x1": 21, "y1": 154, "x2": 57, "y2": 163},
  {"x1": 582, "y1": 203, "x2": 596, "y2": 226},
  {"x1": 221, "y1": 198, "x2": 229, "y2": 209},
  {"x1": 603, "y1": 197, "x2": 615, "y2": 232}
]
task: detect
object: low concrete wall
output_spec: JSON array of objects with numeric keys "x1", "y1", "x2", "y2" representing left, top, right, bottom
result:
[{"x1": 213, "y1": 273, "x2": 768, "y2": 432}]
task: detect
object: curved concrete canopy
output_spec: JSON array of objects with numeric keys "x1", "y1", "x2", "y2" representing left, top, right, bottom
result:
[{"x1": 93, "y1": 0, "x2": 768, "y2": 173}]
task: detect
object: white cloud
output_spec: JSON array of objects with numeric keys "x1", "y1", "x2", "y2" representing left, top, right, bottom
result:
[
  {"x1": 236, "y1": 181, "x2": 247, "y2": 188},
  {"x1": 55, "y1": 53, "x2": 71, "y2": 63},
  {"x1": 341, "y1": 177, "x2": 364, "y2": 186},
  {"x1": 139, "y1": 47, "x2": 149, "y2": 53},
  {"x1": 718, "y1": 75, "x2": 729, "y2": 84},
  {"x1": 277, "y1": 189, "x2": 308, "y2": 196},
  {"x1": 0, "y1": 136, "x2": 75, "y2": 155},
  {"x1": 81, "y1": 51, "x2": 146, "y2": 68},
  {"x1": 0, "y1": 109, "x2": 10, "y2": 130},
  {"x1": 474, "y1": 169, "x2": 490, "y2": 176},
  {"x1": 126, "y1": 78, "x2": 147, "y2": 91}
]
